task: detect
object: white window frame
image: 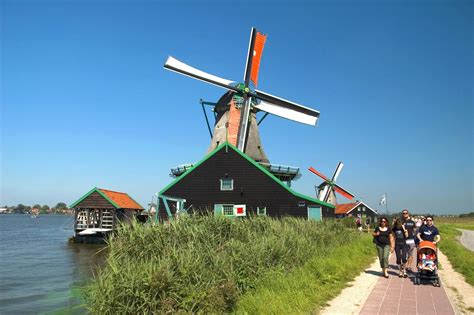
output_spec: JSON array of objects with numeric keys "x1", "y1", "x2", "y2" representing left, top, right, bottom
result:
[
  {"x1": 222, "y1": 204, "x2": 234, "y2": 216},
  {"x1": 257, "y1": 206, "x2": 267, "y2": 216},
  {"x1": 220, "y1": 178, "x2": 234, "y2": 191}
]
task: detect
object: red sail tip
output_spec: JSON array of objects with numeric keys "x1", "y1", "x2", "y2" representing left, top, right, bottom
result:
[{"x1": 250, "y1": 32, "x2": 267, "y2": 87}]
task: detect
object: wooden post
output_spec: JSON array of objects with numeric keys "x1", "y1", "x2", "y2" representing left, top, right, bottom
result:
[{"x1": 73, "y1": 208, "x2": 78, "y2": 235}]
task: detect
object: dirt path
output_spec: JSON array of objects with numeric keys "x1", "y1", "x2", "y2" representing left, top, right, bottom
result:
[
  {"x1": 320, "y1": 257, "x2": 380, "y2": 314},
  {"x1": 458, "y1": 229, "x2": 474, "y2": 251},
  {"x1": 438, "y1": 250, "x2": 474, "y2": 314}
]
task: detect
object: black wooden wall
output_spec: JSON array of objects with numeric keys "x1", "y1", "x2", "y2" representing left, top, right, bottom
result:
[{"x1": 159, "y1": 147, "x2": 334, "y2": 220}]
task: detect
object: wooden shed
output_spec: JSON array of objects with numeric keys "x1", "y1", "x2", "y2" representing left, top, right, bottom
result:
[
  {"x1": 157, "y1": 143, "x2": 335, "y2": 221},
  {"x1": 70, "y1": 187, "x2": 144, "y2": 243}
]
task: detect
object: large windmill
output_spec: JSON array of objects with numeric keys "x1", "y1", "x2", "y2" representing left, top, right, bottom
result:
[
  {"x1": 308, "y1": 162, "x2": 355, "y2": 206},
  {"x1": 164, "y1": 28, "x2": 320, "y2": 165}
]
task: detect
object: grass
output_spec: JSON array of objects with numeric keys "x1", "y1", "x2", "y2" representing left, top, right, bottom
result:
[
  {"x1": 436, "y1": 218, "x2": 474, "y2": 286},
  {"x1": 236, "y1": 233, "x2": 374, "y2": 314},
  {"x1": 86, "y1": 216, "x2": 374, "y2": 314}
]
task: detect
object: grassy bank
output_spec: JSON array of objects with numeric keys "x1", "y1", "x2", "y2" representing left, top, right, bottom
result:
[
  {"x1": 437, "y1": 219, "x2": 474, "y2": 286},
  {"x1": 236, "y1": 233, "x2": 374, "y2": 313},
  {"x1": 86, "y1": 216, "x2": 374, "y2": 314}
]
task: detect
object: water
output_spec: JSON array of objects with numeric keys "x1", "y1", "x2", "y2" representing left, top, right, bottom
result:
[{"x1": 0, "y1": 214, "x2": 106, "y2": 314}]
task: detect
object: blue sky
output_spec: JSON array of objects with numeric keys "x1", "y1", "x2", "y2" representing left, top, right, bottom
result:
[{"x1": 1, "y1": 0, "x2": 472, "y2": 214}]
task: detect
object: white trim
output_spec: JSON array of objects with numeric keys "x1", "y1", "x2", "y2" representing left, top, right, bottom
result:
[
  {"x1": 343, "y1": 202, "x2": 378, "y2": 215},
  {"x1": 222, "y1": 204, "x2": 234, "y2": 216},
  {"x1": 220, "y1": 178, "x2": 234, "y2": 191},
  {"x1": 257, "y1": 206, "x2": 267, "y2": 216}
]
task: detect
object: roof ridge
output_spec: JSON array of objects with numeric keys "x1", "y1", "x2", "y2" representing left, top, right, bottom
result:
[
  {"x1": 98, "y1": 188, "x2": 127, "y2": 194},
  {"x1": 160, "y1": 141, "x2": 334, "y2": 208}
]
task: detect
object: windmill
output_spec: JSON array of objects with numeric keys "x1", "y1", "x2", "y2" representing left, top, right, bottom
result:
[
  {"x1": 308, "y1": 162, "x2": 355, "y2": 206},
  {"x1": 164, "y1": 28, "x2": 320, "y2": 164}
]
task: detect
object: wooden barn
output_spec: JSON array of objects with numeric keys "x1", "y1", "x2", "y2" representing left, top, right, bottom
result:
[
  {"x1": 335, "y1": 201, "x2": 378, "y2": 221},
  {"x1": 70, "y1": 187, "x2": 144, "y2": 243},
  {"x1": 156, "y1": 143, "x2": 335, "y2": 221}
]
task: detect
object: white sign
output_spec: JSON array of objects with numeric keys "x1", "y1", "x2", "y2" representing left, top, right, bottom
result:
[{"x1": 233, "y1": 204, "x2": 246, "y2": 217}]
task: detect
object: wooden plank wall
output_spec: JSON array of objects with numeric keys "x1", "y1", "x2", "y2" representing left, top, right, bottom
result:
[{"x1": 159, "y1": 148, "x2": 334, "y2": 220}]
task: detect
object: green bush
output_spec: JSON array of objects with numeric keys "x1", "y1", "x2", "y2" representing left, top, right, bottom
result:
[{"x1": 86, "y1": 216, "x2": 368, "y2": 313}]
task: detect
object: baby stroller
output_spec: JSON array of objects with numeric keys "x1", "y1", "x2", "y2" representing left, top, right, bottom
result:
[{"x1": 414, "y1": 241, "x2": 440, "y2": 286}]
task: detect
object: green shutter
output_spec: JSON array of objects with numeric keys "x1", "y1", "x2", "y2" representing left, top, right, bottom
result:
[{"x1": 214, "y1": 204, "x2": 223, "y2": 216}]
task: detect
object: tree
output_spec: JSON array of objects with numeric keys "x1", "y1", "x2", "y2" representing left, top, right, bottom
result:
[
  {"x1": 17, "y1": 204, "x2": 27, "y2": 213},
  {"x1": 33, "y1": 204, "x2": 41, "y2": 209},
  {"x1": 55, "y1": 202, "x2": 68, "y2": 210},
  {"x1": 41, "y1": 205, "x2": 50, "y2": 211}
]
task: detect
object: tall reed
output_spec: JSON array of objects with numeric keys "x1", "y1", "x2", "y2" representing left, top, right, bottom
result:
[{"x1": 86, "y1": 215, "x2": 364, "y2": 313}]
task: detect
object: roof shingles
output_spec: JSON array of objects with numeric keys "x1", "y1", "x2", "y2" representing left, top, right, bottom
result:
[
  {"x1": 99, "y1": 189, "x2": 143, "y2": 210},
  {"x1": 335, "y1": 203, "x2": 358, "y2": 215}
]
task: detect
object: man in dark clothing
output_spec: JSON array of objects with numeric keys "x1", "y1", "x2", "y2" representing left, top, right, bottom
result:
[
  {"x1": 401, "y1": 209, "x2": 417, "y2": 272},
  {"x1": 417, "y1": 215, "x2": 441, "y2": 244}
]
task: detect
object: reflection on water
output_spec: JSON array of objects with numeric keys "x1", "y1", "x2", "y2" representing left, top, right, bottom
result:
[{"x1": 0, "y1": 214, "x2": 107, "y2": 314}]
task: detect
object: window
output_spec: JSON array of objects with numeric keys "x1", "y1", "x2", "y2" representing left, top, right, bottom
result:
[
  {"x1": 220, "y1": 178, "x2": 234, "y2": 191},
  {"x1": 223, "y1": 204, "x2": 234, "y2": 216},
  {"x1": 257, "y1": 207, "x2": 267, "y2": 216}
]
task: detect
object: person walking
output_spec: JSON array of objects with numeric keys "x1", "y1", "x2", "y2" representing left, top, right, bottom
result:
[
  {"x1": 417, "y1": 215, "x2": 441, "y2": 244},
  {"x1": 373, "y1": 217, "x2": 394, "y2": 278},
  {"x1": 401, "y1": 209, "x2": 417, "y2": 273},
  {"x1": 392, "y1": 219, "x2": 409, "y2": 277}
]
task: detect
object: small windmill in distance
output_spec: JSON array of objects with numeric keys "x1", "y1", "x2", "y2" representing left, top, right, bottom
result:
[{"x1": 308, "y1": 162, "x2": 355, "y2": 206}]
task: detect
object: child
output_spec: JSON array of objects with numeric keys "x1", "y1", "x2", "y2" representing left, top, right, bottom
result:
[{"x1": 419, "y1": 248, "x2": 436, "y2": 271}]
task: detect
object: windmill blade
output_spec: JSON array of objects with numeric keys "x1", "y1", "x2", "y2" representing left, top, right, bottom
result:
[
  {"x1": 243, "y1": 28, "x2": 257, "y2": 86},
  {"x1": 253, "y1": 90, "x2": 320, "y2": 125},
  {"x1": 320, "y1": 184, "x2": 331, "y2": 202},
  {"x1": 331, "y1": 162, "x2": 344, "y2": 182},
  {"x1": 333, "y1": 184, "x2": 355, "y2": 200},
  {"x1": 308, "y1": 167, "x2": 329, "y2": 181},
  {"x1": 164, "y1": 56, "x2": 239, "y2": 93},
  {"x1": 236, "y1": 96, "x2": 252, "y2": 151},
  {"x1": 243, "y1": 28, "x2": 267, "y2": 88}
]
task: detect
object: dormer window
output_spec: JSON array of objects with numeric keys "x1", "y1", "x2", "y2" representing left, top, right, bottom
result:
[{"x1": 220, "y1": 178, "x2": 234, "y2": 191}]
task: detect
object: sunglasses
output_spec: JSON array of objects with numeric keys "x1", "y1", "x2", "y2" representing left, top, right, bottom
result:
[
  {"x1": 402, "y1": 212, "x2": 408, "y2": 214},
  {"x1": 381, "y1": 220, "x2": 387, "y2": 223},
  {"x1": 426, "y1": 219, "x2": 433, "y2": 221}
]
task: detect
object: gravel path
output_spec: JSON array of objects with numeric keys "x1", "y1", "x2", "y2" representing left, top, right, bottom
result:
[{"x1": 458, "y1": 229, "x2": 474, "y2": 251}]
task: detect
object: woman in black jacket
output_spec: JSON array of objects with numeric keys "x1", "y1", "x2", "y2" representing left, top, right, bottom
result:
[{"x1": 373, "y1": 217, "x2": 394, "y2": 278}]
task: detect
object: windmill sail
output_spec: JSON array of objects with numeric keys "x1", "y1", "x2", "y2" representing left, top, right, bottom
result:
[
  {"x1": 309, "y1": 163, "x2": 354, "y2": 205},
  {"x1": 164, "y1": 56, "x2": 238, "y2": 92},
  {"x1": 254, "y1": 90, "x2": 319, "y2": 125},
  {"x1": 249, "y1": 31, "x2": 267, "y2": 87},
  {"x1": 164, "y1": 27, "x2": 322, "y2": 161}
]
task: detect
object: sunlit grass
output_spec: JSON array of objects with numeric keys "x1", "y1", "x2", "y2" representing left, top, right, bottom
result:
[
  {"x1": 86, "y1": 216, "x2": 372, "y2": 313},
  {"x1": 437, "y1": 221, "x2": 474, "y2": 286},
  {"x1": 236, "y1": 233, "x2": 374, "y2": 314}
]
